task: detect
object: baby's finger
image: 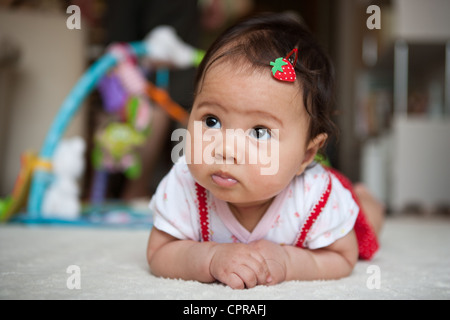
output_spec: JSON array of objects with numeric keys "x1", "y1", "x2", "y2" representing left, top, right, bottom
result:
[
  {"x1": 236, "y1": 265, "x2": 258, "y2": 289},
  {"x1": 248, "y1": 252, "x2": 272, "y2": 284},
  {"x1": 226, "y1": 272, "x2": 245, "y2": 290}
]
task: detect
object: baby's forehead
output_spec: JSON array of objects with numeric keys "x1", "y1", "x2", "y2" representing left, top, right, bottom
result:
[
  {"x1": 206, "y1": 58, "x2": 264, "y2": 81},
  {"x1": 197, "y1": 60, "x2": 306, "y2": 118},
  {"x1": 200, "y1": 54, "x2": 302, "y2": 92}
]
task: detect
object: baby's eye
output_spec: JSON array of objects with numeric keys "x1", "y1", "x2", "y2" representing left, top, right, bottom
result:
[
  {"x1": 249, "y1": 127, "x2": 271, "y2": 140},
  {"x1": 203, "y1": 116, "x2": 221, "y2": 129}
]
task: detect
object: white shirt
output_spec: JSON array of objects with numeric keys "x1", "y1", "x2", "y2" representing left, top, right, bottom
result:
[{"x1": 149, "y1": 156, "x2": 359, "y2": 250}]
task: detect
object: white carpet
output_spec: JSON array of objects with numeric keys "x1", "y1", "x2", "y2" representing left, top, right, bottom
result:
[{"x1": 1, "y1": 215, "x2": 449, "y2": 300}]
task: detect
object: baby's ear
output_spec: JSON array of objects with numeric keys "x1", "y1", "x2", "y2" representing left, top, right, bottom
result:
[{"x1": 296, "y1": 133, "x2": 328, "y2": 175}]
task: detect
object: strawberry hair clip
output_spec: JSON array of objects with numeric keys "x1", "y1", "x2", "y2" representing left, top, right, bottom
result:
[{"x1": 269, "y1": 48, "x2": 298, "y2": 82}]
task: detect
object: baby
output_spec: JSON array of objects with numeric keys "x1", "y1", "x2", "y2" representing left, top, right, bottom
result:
[{"x1": 146, "y1": 13, "x2": 384, "y2": 289}]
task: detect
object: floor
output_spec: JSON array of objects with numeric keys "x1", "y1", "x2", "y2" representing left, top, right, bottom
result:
[{"x1": 1, "y1": 215, "x2": 449, "y2": 300}]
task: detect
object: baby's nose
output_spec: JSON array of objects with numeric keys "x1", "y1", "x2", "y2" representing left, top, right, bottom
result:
[{"x1": 214, "y1": 130, "x2": 246, "y2": 164}]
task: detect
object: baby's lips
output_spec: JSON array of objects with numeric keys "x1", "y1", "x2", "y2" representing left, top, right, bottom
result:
[{"x1": 211, "y1": 172, "x2": 238, "y2": 187}]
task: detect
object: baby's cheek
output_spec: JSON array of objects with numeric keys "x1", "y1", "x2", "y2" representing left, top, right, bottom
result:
[
  {"x1": 245, "y1": 169, "x2": 285, "y2": 198},
  {"x1": 186, "y1": 163, "x2": 203, "y2": 186}
]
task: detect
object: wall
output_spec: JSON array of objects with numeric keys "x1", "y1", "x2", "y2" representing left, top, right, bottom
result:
[
  {"x1": 0, "y1": 10, "x2": 87, "y2": 196},
  {"x1": 391, "y1": 117, "x2": 450, "y2": 211},
  {"x1": 394, "y1": 0, "x2": 450, "y2": 42}
]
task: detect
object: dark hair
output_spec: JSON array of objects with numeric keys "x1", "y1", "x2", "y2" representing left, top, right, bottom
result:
[{"x1": 194, "y1": 12, "x2": 337, "y2": 147}]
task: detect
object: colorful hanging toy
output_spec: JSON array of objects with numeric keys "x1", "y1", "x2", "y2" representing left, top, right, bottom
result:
[
  {"x1": 90, "y1": 43, "x2": 152, "y2": 205},
  {"x1": 0, "y1": 26, "x2": 204, "y2": 222}
]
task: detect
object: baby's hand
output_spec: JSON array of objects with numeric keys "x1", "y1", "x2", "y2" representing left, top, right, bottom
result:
[
  {"x1": 249, "y1": 240, "x2": 288, "y2": 285},
  {"x1": 209, "y1": 243, "x2": 272, "y2": 289}
]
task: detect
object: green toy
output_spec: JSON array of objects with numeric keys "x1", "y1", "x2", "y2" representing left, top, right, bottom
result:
[{"x1": 93, "y1": 122, "x2": 146, "y2": 180}]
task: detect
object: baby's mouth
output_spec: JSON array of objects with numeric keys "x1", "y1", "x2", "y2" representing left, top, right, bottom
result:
[{"x1": 211, "y1": 171, "x2": 238, "y2": 188}]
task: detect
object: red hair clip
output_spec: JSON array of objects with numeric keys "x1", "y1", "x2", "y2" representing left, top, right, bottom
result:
[{"x1": 270, "y1": 48, "x2": 298, "y2": 82}]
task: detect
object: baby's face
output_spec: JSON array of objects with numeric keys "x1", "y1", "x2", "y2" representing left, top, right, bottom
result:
[{"x1": 186, "y1": 60, "x2": 313, "y2": 206}]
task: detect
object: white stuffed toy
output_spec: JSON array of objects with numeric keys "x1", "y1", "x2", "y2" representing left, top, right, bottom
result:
[
  {"x1": 42, "y1": 137, "x2": 86, "y2": 220},
  {"x1": 144, "y1": 26, "x2": 202, "y2": 68}
]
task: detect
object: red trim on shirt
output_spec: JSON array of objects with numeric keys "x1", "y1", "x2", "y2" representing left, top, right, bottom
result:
[
  {"x1": 294, "y1": 173, "x2": 333, "y2": 248},
  {"x1": 195, "y1": 183, "x2": 210, "y2": 242}
]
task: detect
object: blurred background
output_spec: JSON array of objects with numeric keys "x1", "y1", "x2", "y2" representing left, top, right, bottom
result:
[{"x1": 1, "y1": 0, "x2": 449, "y2": 215}]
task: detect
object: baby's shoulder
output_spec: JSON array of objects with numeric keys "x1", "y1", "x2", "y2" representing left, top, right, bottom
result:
[
  {"x1": 154, "y1": 156, "x2": 196, "y2": 196},
  {"x1": 292, "y1": 164, "x2": 356, "y2": 207},
  {"x1": 290, "y1": 163, "x2": 329, "y2": 195},
  {"x1": 163, "y1": 155, "x2": 191, "y2": 182}
]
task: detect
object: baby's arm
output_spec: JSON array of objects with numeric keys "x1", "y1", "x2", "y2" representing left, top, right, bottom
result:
[
  {"x1": 147, "y1": 227, "x2": 215, "y2": 283},
  {"x1": 251, "y1": 230, "x2": 359, "y2": 283},
  {"x1": 285, "y1": 230, "x2": 359, "y2": 280},
  {"x1": 147, "y1": 227, "x2": 272, "y2": 289}
]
